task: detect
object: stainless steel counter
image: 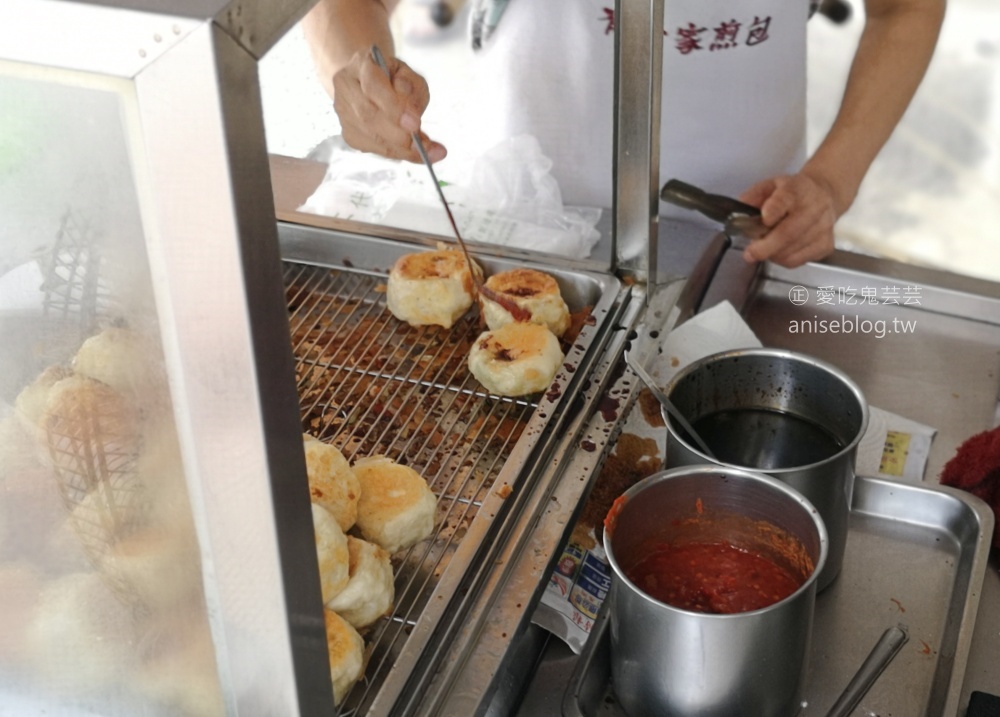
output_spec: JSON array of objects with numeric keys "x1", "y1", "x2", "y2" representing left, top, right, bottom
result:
[
  {"x1": 517, "y1": 236, "x2": 1000, "y2": 717},
  {"x1": 268, "y1": 156, "x2": 999, "y2": 714}
]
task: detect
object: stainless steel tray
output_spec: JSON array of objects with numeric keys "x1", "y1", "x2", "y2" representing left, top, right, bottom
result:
[
  {"x1": 276, "y1": 222, "x2": 625, "y2": 715},
  {"x1": 562, "y1": 475, "x2": 994, "y2": 717}
]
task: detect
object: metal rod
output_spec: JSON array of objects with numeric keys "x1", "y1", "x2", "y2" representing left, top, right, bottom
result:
[
  {"x1": 825, "y1": 624, "x2": 909, "y2": 717},
  {"x1": 612, "y1": 0, "x2": 664, "y2": 287}
]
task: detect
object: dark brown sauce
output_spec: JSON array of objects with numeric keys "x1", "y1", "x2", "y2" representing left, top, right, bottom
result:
[
  {"x1": 689, "y1": 408, "x2": 845, "y2": 469},
  {"x1": 598, "y1": 395, "x2": 620, "y2": 422}
]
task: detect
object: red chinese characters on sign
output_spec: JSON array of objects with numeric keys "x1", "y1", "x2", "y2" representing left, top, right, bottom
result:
[
  {"x1": 675, "y1": 22, "x2": 707, "y2": 54},
  {"x1": 598, "y1": 10, "x2": 772, "y2": 53},
  {"x1": 601, "y1": 8, "x2": 669, "y2": 37},
  {"x1": 601, "y1": 7, "x2": 615, "y2": 35},
  {"x1": 710, "y1": 20, "x2": 741, "y2": 51},
  {"x1": 746, "y1": 15, "x2": 772, "y2": 46}
]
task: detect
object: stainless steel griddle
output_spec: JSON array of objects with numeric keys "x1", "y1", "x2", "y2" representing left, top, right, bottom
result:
[{"x1": 278, "y1": 222, "x2": 628, "y2": 714}]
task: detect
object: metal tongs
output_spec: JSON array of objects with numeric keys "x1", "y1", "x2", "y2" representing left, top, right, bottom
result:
[{"x1": 660, "y1": 178, "x2": 769, "y2": 243}]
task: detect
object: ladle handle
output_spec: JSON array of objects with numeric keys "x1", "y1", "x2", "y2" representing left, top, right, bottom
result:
[
  {"x1": 622, "y1": 348, "x2": 717, "y2": 460},
  {"x1": 825, "y1": 624, "x2": 909, "y2": 717}
]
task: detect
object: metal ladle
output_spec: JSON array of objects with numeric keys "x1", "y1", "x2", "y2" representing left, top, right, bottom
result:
[
  {"x1": 825, "y1": 624, "x2": 909, "y2": 717},
  {"x1": 623, "y1": 347, "x2": 717, "y2": 460}
]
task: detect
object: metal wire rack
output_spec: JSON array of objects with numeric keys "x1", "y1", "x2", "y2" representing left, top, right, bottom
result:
[
  {"x1": 41, "y1": 208, "x2": 113, "y2": 331},
  {"x1": 283, "y1": 259, "x2": 538, "y2": 713}
]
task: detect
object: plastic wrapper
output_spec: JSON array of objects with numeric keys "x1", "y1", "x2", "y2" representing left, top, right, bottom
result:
[{"x1": 300, "y1": 134, "x2": 602, "y2": 257}]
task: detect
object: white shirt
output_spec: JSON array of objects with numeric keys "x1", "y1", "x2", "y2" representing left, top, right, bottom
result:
[{"x1": 446, "y1": 0, "x2": 808, "y2": 211}]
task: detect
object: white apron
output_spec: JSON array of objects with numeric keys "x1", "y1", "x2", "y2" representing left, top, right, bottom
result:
[{"x1": 447, "y1": 0, "x2": 808, "y2": 214}]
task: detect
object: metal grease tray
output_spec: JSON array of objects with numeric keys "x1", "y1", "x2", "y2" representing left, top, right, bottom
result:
[
  {"x1": 563, "y1": 476, "x2": 994, "y2": 717},
  {"x1": 276, "y1": 221, "x2": 624, "y2": 714}
]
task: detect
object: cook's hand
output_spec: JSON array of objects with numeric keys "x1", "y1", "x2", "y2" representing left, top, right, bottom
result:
[
  {"x1": 332, "y1": 51, "x2": 446, "y2": 164},
  {"x1": 738, "y1": 172, "x2": 839, "y2": 268}
]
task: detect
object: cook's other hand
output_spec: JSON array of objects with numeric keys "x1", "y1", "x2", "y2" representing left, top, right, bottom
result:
[
  {"x1": 738, "y1": 0, "x2": 945, "y2": 269},
  {"x1": 738, "y1": 172, "x2": 838, "y2": 269},
  {"x1": 334, "y1": 50, "x2": 446, "y2": 164}
]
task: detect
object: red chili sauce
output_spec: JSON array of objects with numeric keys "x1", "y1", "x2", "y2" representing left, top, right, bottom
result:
[{"x1": 625, "y1": 542, "x2": 804, "y2": 614}]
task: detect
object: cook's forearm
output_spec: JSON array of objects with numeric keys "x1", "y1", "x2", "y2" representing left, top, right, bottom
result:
[
  {"x1": 302, "y1": 0, "x2": 398, "y2": 99},
  {"x1": 804, "y1": 0, "x2": 945, "y2": 215}
]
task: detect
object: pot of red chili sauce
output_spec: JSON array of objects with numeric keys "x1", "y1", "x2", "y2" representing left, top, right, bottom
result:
[
  {"x1": 663, "y1": 348, "x2": 868, "y2": 593},
  {"x1": 604, "y1": 465, "x2": 827, "y2": 717}
]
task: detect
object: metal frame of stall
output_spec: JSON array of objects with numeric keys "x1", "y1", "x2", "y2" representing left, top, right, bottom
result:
[{"x1": 0, "y1": 2, "x2": 334, "y2": 712}]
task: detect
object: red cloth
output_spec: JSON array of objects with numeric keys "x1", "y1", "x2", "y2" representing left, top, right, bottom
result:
[{"x1": 940, "y1": 426, "x2": 1000, "y2": 548}]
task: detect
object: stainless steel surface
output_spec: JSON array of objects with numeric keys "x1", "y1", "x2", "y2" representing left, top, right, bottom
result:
[
  {"x1": 612, "y1": 0, "x2": 664, "y2": 284},
  {"x1": 664, "y1": 347, "x2": 869, "y2": 591},
  {"x1": 443, "y1": 279, "x2": 684, "y2": 717},
  {"x1": 622, "y1": 346, "x2": 715, "y2": 458},
  {"x1": 135, "y1": 23, "x2": 333, "y2": 714},
  {"x1": 415, "y1": 284, "x2": 646, "y2": 717},
  {"x1": 563, "y1": 476, "x2": 994, "y2": 717},
  {"x1": 2, "y1": 5, "x2": 339, "y2": 713},
  {"x1": 518, "y1": 246, "x2": 1000, "y2": 717},
  {"x1": 719, "y1": 250, "x2": 1000, "y2": 713},
  {"x1": 276, "y1": 222, "x2": 623, "y2": 715},
  {"x1": 0, "y1": 0, "x2": 318, "y2": 70},
  {"x1": 825, "y1": 624, "x2": 909, "y2": 717},
  {"x1": 605, "y1": 466, "x2": 827, "y2": 717}
]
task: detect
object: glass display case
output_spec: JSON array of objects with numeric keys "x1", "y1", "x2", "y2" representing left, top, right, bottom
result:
[
  {"x1": 0, "y1": 2, "x2": 634, "y2": 715},
  {"x1": 0, "y1": 1, "x2": 333, "y2": 714}
]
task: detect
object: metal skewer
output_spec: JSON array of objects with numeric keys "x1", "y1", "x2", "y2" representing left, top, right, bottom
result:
[
  {"x1": 369, "y1": 45, "x2": 531, "y2": 322},
  {"x1": 623, "y1": 346, "x2": 717, "y2": 459},
  {"x1": 369, "y1": 46, "x2": 478, "y2": 279}
]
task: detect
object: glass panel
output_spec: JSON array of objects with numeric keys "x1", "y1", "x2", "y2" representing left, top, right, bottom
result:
[{"x1": 0, "y1": 62, "x2": 222, "y2": 717}]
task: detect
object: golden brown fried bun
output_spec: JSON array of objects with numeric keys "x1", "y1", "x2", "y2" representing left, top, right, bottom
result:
[
  {"x1": 98, "y1": 527, "x2": 202, "y2": 612},
  {"x1": 479, "y1": 268, "x2": 571, "y2": 337},
  {"x1": 73, "y1": 326, "x2": 164, "y2": 403},
  {"x1": 42, "y1": 375, "x2": 142, "y2": 482},
  {"x1": 312, "y1": 503, "x2": 350, "y2": 603},
  {"x1": 15, "y1": 365, "x2": 73, "y2": 433},
  {"x1": 303, "y1": 434, "x2": 360, "y2": 532},
  {"x1": 0, "y1": 563, "x2": 42, "y2": 667},
  {"x1": 26, "y1": 571, "x2": 134, "y2": 693},
  {"x1": 353, "y1": 455, "x2": 437, "y2": 554},
  {"x1": 324, "y1": 608, "x2": 365, "y2": 706},
  {"x1": 467, "y1": 323, "x2": 564, "y2": 397},
  {"x1": 132, "y1": 615, "x2": 224, "y2": 717},
  {"x1": 325, "y1": 536, "x2": 395, "y2": 629},
  {"x1": 386, "y1": 248, "x2": 483, "y2": 328}
]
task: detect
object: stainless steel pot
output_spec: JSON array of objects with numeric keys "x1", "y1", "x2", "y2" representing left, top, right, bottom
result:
[
  {"x1": 605, "y1": 465, "x2": 828, "y2": 717},
  {"x1": 663, "y1": 348, "x2": 868, "y2": 591}
]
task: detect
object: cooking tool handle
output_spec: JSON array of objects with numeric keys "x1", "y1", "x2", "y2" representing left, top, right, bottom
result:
[
  {"x1": 369, "y1": 46, "x2": 472, "y2": 261},
  {"x1": 660, "y1": 178, "x2": 761, "y2": 222},
  {"x1": 623, "y1": 346, "x2": 717, "y2": 460},
  {"x1": 824, "y1": 624, "x2": 909, "y2": 717}
]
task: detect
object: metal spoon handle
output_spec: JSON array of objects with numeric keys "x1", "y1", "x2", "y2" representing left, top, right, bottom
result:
[
  {"x1": 825, "y1": 624, "x2": 909, "y2": 717},
  {"x1": 623, "y1": 348, "x2": 717, "y2": 460}
]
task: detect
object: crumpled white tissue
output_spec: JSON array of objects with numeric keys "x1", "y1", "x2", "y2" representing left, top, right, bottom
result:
[{"x1": 298, "y1": 135, "x2": 602, "y2": 257}]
